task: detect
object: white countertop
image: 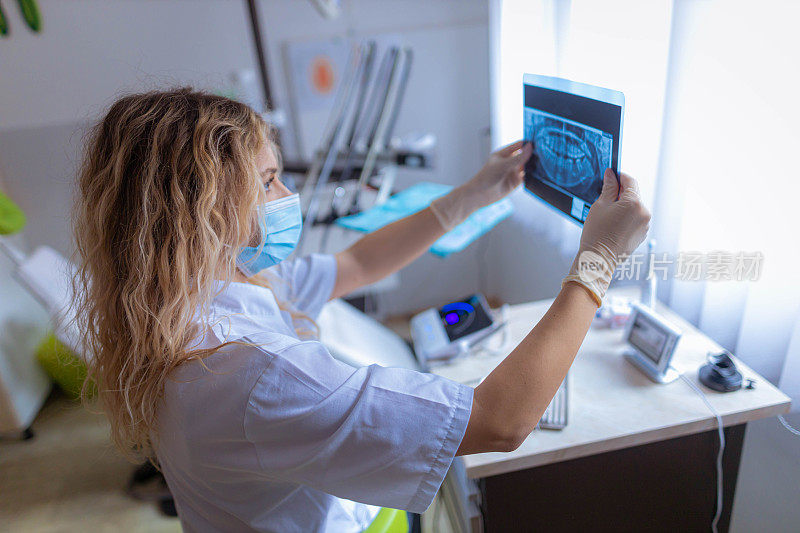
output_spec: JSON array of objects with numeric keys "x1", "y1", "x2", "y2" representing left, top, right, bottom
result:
[{"x1": 429, "y1": 288, "x2": 791, "y2": 479}]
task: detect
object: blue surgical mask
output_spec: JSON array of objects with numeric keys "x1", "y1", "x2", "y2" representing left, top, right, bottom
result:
[{"x1": 237, "y1": 193, "x2": 303, "y2": 277}]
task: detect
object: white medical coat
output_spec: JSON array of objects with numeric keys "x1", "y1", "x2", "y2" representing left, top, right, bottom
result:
[{"x1": 153, "y1": 254, "x2": 473, "y2": 532}]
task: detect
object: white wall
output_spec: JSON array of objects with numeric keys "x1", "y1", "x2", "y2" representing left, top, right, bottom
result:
[
  {"x1": 0, "y1": 0, "x2": 260, "y2": 257},
  {"x1": 256, "y1": 0, "x2": 491, "y2": 315},
  {"x1": 0, "y1": 123, "x2": 84, "y2": 259},
  {"x1": 0, "y1": 0, "x2": 257, "y2": 131},
  {"x1": 0, "y1": 0, "x2": 492, "y2": 315}
]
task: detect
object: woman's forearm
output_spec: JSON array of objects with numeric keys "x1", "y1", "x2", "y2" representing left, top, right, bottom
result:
[
  {"x1": 457, "y1": 282, "x2": 598, "y2": 455},
  {"x1": 456, "y1": 169, "x2": 649, "y2": 456},
  {"x1": 332, "y1": 207, "x2": 447, "y2": 299}
]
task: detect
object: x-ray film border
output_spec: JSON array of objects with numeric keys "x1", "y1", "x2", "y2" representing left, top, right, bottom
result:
[
  {"x1": 522, "y1": 73, "x2": 625, "y2": 108},
  {"x1": 523, "y1": 73, "x2": 625, "y2": 184}
]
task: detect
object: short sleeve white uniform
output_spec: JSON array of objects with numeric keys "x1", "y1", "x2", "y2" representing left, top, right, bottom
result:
[{"x1": 153, "y1": 254, "x2": 473, "y2": 532}]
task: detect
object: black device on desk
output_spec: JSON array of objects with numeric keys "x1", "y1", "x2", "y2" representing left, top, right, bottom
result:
[
  {"x1": 699, "y1": 351, "x2": 744, "y2": 392},
  {"x1": 522, "y1": 73, "x2": 625, "y2": 224}
]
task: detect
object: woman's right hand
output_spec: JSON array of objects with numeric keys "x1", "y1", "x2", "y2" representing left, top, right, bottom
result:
[
  {"x1": 582, "y1": 169, "x2": 650, "y2": 259},
  {"x1": 460, "y1": 169, "x2": 650, "y2": 455},
  {"x1": 563, "y1": 169, "x2": 651, "y2": 306}
]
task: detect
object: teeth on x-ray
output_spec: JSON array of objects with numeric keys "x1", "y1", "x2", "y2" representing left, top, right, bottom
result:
[
  {"x1": 537, "y1": 126, "x2": 596, "y2": 187},
  {"x1": 525, "y1": 109, "x2": 613, "y2": 196}
]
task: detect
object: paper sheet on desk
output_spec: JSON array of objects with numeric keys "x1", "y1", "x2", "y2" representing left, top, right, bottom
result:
[{"x1": 336, "y1": 182, "x2": 513, "y2": 258}]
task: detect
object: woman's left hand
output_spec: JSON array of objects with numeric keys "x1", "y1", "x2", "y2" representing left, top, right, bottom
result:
[
  {"x1": 429, "y1": 140, "x2": 533, "y2": 230},
  {"x1": 464, "y1": 140, "x2": 533, "y2": 207}
]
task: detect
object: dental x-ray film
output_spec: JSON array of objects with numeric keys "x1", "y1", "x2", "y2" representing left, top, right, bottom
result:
[{"x1": 522, "y1": 74, "x2": 624, "y2": 224}]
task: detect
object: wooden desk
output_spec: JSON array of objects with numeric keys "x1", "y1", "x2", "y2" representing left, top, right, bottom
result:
[{"x1": 430, "y1": 289, "x2": 791, "y2": 532}]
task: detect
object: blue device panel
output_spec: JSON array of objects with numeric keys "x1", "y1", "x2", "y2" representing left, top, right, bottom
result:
[{"x1": 439, "y1": 296, "x2": 492, "y2": 342}]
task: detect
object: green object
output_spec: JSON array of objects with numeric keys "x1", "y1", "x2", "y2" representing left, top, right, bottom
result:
[
  {"x1": 35, "y1": 333, "x2": 92, "y2": 400},
  {"x1": 0, "y1": 190, "x2": 26, "y2": 235},
  {"x1": 0, "y1": 1, "x2": 9, "y2": 36},
  {"x1": 363, "y1": 508, "x2": 408, "y2": 533},
  {"x1": 17, "y1": 0, "x2": 40, "y2": 33}
]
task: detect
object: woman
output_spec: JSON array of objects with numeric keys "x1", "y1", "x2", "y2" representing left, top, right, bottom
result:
[{"x1": 74, "y1": 89, "x2": 649, "y2": 532}]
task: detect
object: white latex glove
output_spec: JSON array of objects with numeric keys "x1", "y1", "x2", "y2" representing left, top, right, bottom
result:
[
  {"x1": 563, "y1": 169, "x2": 651, "y2": 306},
  {"x1": 430, "y1": 141, "x2": 533, "y2": 231}
]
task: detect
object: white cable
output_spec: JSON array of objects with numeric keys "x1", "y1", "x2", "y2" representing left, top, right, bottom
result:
[
  {"x1": 777, "y1": 415, "x2": 800, "y2": 437},
  {"x1": 675, "y1": 370, "x2": 725, "y2": 533}
]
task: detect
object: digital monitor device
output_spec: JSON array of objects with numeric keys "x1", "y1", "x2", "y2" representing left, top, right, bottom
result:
[
  {"x1": 623, "y1": 302, "x2": 682, "y2": 384},
  {"x1": 522, "y1": 74, "x2": 624, "y2": 224},
  {"x1": 410, "y1": 294, "x2": 500, "y2": 362},
  {"x1": 439, "y1": 295, "x2": 494, "y2": 342}
]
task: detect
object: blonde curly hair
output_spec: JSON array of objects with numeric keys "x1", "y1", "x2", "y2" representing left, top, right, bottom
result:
[{"x1": 73, "y1": 88, "x2": 311, "y2": 459}]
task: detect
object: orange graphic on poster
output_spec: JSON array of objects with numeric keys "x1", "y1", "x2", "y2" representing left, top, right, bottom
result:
[{"x1": 310, "y1": 56, "x2": 336, "y2": 95}]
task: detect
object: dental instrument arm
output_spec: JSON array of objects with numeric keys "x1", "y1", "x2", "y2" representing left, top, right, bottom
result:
[
  {"x1": 331, "y1": 141, "x2": 531, "y2": 300},
  {"x1": 457, "y1": 171, "x2": 650, "y2": 455}
]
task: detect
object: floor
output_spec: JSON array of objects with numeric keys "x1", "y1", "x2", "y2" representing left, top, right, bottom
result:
[{"x1": 0, "y1": 390, "x2": 181, "y2": 533}]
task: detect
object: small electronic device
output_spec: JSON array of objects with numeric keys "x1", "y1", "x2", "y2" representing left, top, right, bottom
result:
[
  {"x1": 522, "y1": 73, "x2": 625, "y2": 224},
  {"x1": 699, "y1": 351, "x2": 743, "y2": 392},
  {"x1": 410, "y1": 294, "x2": 501, "y2": 362},
  {"x1": 623, "y1": 302, "x2": 682, "y2": 383}
]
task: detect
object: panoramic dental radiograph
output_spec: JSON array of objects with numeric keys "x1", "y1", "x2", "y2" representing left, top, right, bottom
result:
[{"x1": 525, "y1": 109, "x2": 613, "y2": 201}]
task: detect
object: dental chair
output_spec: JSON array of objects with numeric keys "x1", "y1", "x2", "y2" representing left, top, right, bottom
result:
[
  {"x1": 0, "y1": 243, "x2": 82, "y2": 354},
  {"x1": 318, "y1": 299, "x2": 419, "y2": 370}
]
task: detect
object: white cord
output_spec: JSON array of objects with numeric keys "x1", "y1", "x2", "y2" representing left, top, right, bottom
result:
[
  {"x1": 777, "y1": 415, "x2": 800, "y2": 436},
  {"x1": 676, "y1": 370, "x2": 725, "y2": 533}
]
